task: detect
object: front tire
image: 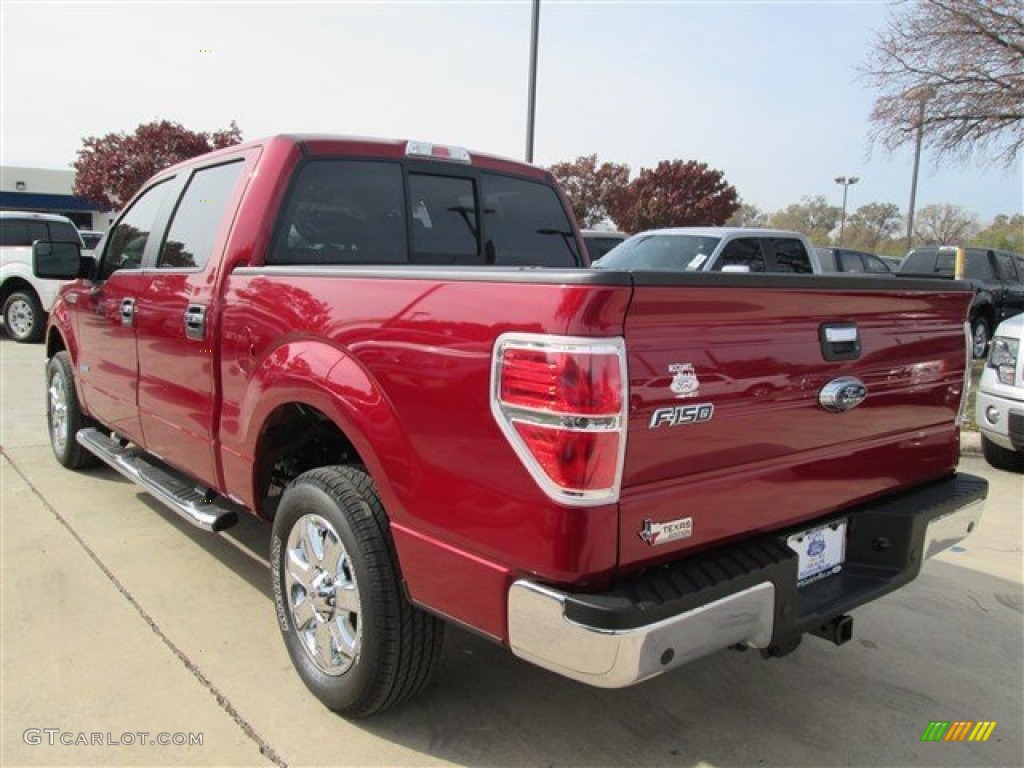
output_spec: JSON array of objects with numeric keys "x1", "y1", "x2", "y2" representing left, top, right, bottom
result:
[
  {"x1": 46, "y1": 351, "x2": 99, "y2": 469},
  {"x1": 271, "y1": 466, "x2": 444, "y2": 717},
  {"x1": 981, "y1": 435, "x2": 1024, "y2": 472},
  {"x1": 4, "y1": 290, "x2": 45, "y2": 343}
]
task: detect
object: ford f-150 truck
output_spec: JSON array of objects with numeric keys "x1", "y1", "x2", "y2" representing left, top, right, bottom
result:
[{"x1": 34, "y1": 135, "x2": 987, "y2": 717}]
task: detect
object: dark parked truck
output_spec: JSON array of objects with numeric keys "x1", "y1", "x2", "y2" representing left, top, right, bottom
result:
[
  {"x1": 899, "y1": 245, "x2": 1024, "y2": 358},
  {"x1": 35, "y1": 135, "x2": 987, "y2": 716}
]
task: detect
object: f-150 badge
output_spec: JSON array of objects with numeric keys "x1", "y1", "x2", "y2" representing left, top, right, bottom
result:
[
  {"x1": 669, "y1": 363, "x2": 700, "y2": 398},
  {"x1": 640, "y1": 516, "x2": 693, "y2": 546}
]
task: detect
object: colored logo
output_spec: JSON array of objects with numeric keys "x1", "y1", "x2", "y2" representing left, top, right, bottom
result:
[
  {"x1": 921, "y1": 721, "x2": 997, "y2": 742},
  {"x1": 807, "y1": 534, "x2": 826, "y2": 557}
]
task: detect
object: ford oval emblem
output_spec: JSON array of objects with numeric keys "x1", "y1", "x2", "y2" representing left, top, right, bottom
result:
[{"x1": 819, "y1": 377, "x2": 868, "y2": 412}]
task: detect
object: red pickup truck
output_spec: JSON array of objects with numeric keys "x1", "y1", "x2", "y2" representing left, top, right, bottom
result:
[{"x1": 35, "y1": 135, "x2": 987, "y2": 717}]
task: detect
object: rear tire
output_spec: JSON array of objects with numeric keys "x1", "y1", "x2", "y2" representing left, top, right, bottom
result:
[
  {"x1": 3, "y1": 290, "x2": 45, "y2": 343},
  {"x1": 46, "y1": 351, "x2": 99, "y2": 469},
  {"x1": 981, "y1": 435, "x2": 1024, "y2": 472},
  {"x1": 271, "y1": 465, "x2": 445, "y2": 717}
]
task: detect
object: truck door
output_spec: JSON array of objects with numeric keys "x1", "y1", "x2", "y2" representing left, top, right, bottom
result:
[
  {"x1": 993, "y1": 251, "x2": 1024, "y2": 321},
  {"x1": 73, "y1": 179, "x2": 180, "y2": 443},
  {"x1": 135, "y1": 155, "x2": 251, "y2": 490}
]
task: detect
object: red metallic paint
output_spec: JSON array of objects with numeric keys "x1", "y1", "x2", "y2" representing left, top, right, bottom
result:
[{"x1": 44, "y1": 134, "x2": 976, "y2": 646}]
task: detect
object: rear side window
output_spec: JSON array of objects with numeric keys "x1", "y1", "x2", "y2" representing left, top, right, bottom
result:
[
  {"x1": 839, "y1": 251, "x2": 865, "y2": 272},
  {"x1": 159, "y1": 161, "x2": 245, "y2": 269},
  {"x1": 269, "y1": 161, "x2": 407, "y2": 266},
  {"x1": 964, "y1": 252, "x2": 994, "y2": 280},
  {"x1": 0, "y1": 219, "x2": 49, "y2": 246},
  {"x1": 480, "y1": 173, "x2": 579, "y2": 267},
  {"x1": 767, "y1": 238, "x2": 813, "y2": 273},
  {"x1": 994, "y1": 252, "x2": 1019, "y2": 282},
  {"x1": 715, "y1": 238, "x2": 765, "y2": 272}
]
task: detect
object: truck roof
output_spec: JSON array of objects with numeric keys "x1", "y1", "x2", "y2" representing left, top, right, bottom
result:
[
  {"x1": 159, "y1": 134, "x2": 550, "y2": 182},
  {"x1": 635, "y1": 227, "x2": 809, "y2": 239}
]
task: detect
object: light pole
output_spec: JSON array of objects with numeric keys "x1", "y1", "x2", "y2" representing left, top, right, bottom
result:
[
  {"x1": 905, "y1": 88, "x2": 932, "y2": 251},
  {"x1": 835, "y1": 175, "x2": 859, "y2": 246},
  {"x1": 525, "y1": 0, "x2": 541, "y2": 163}
]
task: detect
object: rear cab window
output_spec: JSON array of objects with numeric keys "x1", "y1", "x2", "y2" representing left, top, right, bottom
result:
[
  {"x1": 268, "y1": 158, "x2": 581, "y2": 268},
  {"x1": 714, "y1": 238, "x2": 765, "y2": 272}
]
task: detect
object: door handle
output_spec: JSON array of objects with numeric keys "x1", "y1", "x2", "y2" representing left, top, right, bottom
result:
[
  {"x1": 120, "y1": 298, "x2": 135, "y2": 326},
  {"x1": 184, "y1": 304, "x2": 207, "y2": 341}
]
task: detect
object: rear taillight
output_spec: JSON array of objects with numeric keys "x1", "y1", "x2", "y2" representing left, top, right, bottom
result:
[
  {"x1": 956, "y1": 321, "x2": 972, "y2": 426},
  {"x1": 491, "y1": 334, "x2": 627, "y2": 505}
]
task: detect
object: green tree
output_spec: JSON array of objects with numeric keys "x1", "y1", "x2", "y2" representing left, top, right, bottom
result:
[
  {"x1": 726, "y1": 202, "x2": 768, "y2": 228},
  {"x1": 971, "y1": 213, "x2": 1024, "y2": 251},
  {"x1": 914, "y1": 203, "x2": 980, "y2": 245},
  {"x1": 767, "y1": 196, "x2": 841, "y2": 245},
  {"x1": 548, "y1": 154, "x2": 631, "y2": 228},
  {"x1": 843, "y1": 202, "x2": 903, "y2": 253}
]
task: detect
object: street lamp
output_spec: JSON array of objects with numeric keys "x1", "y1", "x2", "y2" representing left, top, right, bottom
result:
[
  {"x1": 835, "y1": 175, "x2": 859, "y2": 246},
  {"x1": 905, "y1": 87, "x2": 933, "y2": 251},
  {"x1": 525, "y1": 0, "x2": 541, "y2": 163}
]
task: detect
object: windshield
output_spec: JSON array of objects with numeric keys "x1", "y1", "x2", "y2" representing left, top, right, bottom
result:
[{"x1": 593, "y1": 233, "x2": 721, "y2": 271}]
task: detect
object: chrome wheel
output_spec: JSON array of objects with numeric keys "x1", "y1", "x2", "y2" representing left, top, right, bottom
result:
[
  {"x1": 48, "y1": 370, "x2": 69, "y2": 456},
  {"x1": 284, "y1": 513, "x2": 361, "y2": 676},
  {"x1": 6, "y1": 297, "x2": 35, "y2": 339}
]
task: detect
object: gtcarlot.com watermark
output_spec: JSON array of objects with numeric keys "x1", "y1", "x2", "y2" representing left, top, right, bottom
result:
[{"x1": 23, "y1": 729, "x2": 203, "y2": 747}]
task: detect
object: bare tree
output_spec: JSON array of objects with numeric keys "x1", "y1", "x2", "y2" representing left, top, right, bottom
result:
[
  {"x1": 914, "y1": 203, "x2": 980, "y2": 244},
  {"x1": 864, "y1": 0, "x2": 1024, "y2": 165}
]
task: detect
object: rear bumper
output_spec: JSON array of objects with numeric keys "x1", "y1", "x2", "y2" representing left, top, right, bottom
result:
[{"x1": 507, "y1": 473, "x2": 987, "y2": 688}]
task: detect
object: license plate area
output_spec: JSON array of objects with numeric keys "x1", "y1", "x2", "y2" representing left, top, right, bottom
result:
[{"x1": 786, "y1": 519, "x2": 847, "y2": 586}]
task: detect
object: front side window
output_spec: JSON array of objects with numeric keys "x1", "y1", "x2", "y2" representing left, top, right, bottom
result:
[
  {"x1": 100, "y1": 180, "x2": 174, "y2": 280},
  {"x1": 480, "y1": 173, "x2": 579, "y2": 266},
  {"x1": 47, "y1": 221, "x2": 82, "y2": 244},
  {"x1": 269, "y1": 161, "x2": 406, "y2": 265},
  {"x1": 715, "y1": 238, "x2": 765, "y2": 272},
  {"x1": 158, "y1": 161, "x2": 244, "y2": 269}
]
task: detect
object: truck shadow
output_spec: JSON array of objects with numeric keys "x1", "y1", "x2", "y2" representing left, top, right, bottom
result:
[{"x1": 124, "y1": 491, "x2": 1024, "y2": 768}]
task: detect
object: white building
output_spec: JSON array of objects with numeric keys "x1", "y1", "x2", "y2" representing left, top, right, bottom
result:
[{"x1": 0, "y1": 166, "x2": 111, "y2": 232}]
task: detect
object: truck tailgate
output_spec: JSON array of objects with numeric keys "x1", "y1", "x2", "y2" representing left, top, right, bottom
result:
[{"x1": 619, "y1": 274, "x2": 972, "y2": 570}]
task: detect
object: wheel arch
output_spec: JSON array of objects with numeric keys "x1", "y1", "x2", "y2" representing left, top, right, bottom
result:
[{"x1": 235, "y1": 341, "x2": 419, "y2": 525}]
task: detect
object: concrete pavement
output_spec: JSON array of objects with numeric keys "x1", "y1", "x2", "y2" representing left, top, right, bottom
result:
[{"x1": 1, "y1": 332, "x2": 1021, "y2": 767}]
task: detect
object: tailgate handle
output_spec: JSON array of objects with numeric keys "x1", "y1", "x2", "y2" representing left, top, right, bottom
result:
[{"x1": 819, "y1": 323, "x2": 860, "y2": 361}]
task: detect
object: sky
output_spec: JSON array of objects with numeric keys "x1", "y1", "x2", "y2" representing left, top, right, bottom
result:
[{"x1": 1, "y1": 0, "x2": 1021, "y2": 224}]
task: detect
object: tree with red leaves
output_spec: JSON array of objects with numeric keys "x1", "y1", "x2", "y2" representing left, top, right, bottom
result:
[
  {"x1": 73, "y1": 120, "x2": 243, "y2": 210},
  {"x1": 608, "y1": 160, "x2": 740, "y2": 233},
  {"x1": 548, "y1": 154, "x2": 631, "y2": 228}
]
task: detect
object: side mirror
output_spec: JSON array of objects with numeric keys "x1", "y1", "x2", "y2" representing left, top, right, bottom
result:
[{"x1": 33, "y1": 241, "x2": 88, "y2": 280}]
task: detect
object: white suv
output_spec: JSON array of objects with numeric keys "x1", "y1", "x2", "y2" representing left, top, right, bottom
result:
[
  {"x1": 0, "y1": 211, "x2": 84, "y2": 343},
  {"x1": 975, "y1": 313, "x2": 1024, "y2": 471}
]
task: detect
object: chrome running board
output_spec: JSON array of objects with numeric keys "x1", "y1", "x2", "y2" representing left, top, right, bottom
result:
[{"x1": 77, "y1": 428, "x2": 238, "y2": 532}]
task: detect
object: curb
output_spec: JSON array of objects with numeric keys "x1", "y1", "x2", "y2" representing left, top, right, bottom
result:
[{"x1": 960, "y1": 430, "x2": 983, "y2": 457}]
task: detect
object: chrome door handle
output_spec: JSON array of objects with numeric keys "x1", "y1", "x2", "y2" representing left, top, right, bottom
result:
[
  {"x1": 120, "y1": 298, "x2": 135, "y2": 326},
  {"x1": 184, "y1": 304, "x2": 206, "y2": 341}
]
